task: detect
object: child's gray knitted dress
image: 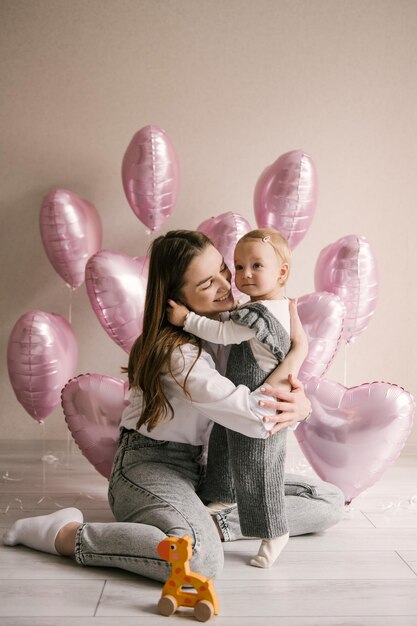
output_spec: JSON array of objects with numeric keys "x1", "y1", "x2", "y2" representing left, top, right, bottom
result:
[{"x1": 199, "y1": 302, "x2": 291, "y2": 538}]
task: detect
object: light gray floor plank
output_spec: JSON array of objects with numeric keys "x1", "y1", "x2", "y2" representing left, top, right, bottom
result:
[
  {"x1": 0, "y1": 579, "x2": 105, "y2": 617},
  {"x1": 219, "y1": 549, "x2": 417, "y2": 580},
  {"x1": 222, "y1": 529, "x2": 417, "y2": 552}
]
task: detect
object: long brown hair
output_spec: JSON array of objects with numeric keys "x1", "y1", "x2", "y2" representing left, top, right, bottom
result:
[{"x1": 126, "y1": 230, "x2": 212, "y2": 432}]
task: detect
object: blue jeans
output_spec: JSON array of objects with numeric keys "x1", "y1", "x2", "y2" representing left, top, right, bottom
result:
[{"x1": 74, "y1": 429, "x2": 344, "y2": 582}]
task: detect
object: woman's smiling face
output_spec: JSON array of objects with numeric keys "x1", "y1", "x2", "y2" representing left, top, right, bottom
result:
[{"x1": 180, "y1": 244, "x2": 235, "y2": 316}]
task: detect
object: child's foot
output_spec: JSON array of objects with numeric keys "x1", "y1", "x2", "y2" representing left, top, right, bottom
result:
[
  {"x1": 206, "y1": 501, "x2": 237, "y2": 514},
  {"x1": 249, "y1": 532, "x2": 289, "y2": 568},
  {"x1": 3, "y1": 507, "x2": 83, "y2": 555}
]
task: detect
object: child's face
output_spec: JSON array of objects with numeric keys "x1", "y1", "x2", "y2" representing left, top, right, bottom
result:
[{"x1": 234, "y1": 240, "x2": 288, "y2": 300}]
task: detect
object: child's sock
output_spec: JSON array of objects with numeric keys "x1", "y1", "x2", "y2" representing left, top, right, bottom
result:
[
  {"x1": 3, "y1": 507, "x2": 83, "y2": 555},
  {"x1": 206, "y1": 501, "x2": 237, "y2": 514},
  {"x1": 249, "y1": 532, "x2": 289, "y2": 568}
]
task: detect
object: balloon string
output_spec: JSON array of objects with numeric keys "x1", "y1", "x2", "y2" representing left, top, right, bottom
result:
[
  {"x1": 0, "y1": 438, "x2": 102, "y2": 515},
  {"x1": 66, "y1": 429, "x2": 73, "y2": 468},
  {"x1": 41, "y1": 422, "x2": 46, "y2": 487},
  {"x1": 68, "y1": 286, "x2": 73, "y2": 324},
  {"x1": 344, "y1": 342, "x2": 349, "y2": 386},
  {"x1": 0, "y1": 492, "x2": 101, "y2": 515}
]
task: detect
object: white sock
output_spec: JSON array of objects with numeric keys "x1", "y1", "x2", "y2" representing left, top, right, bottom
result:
[
  {"x1": 2, "y1": 507, "x2": 83, "y2": 555},
  {"x1": 206, "y1": 501, "x2": 237, "y2": 514},
  {"x1": 249, "y1": 532, "x2": 289, "y2": 568}
]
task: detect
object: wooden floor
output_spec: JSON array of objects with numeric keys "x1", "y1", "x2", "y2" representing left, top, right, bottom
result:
[{"x1": 1, "y1": 437, "x2": 417, "y2": 626}]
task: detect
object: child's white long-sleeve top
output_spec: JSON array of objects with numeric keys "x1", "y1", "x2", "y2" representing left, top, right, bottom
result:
[{"x1": 184, "y1": 299, "x2": 291, "y2": 374}]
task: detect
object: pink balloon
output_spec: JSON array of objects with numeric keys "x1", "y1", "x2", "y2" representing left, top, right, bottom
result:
[
  {"x1": 314, "y1": 235, "x2": 379, "y2": 343},
  {"x1": 85, "y1": 250, "x2": 149, "y2": 353},
  {"x1": 7, "y1": 311, "x2": 78, "y2": 423},
  {"x1": 62, "y1": 374, "x2": 129, "y2": 479},
  {"x1": 40, "y1": 189, "x2": 103, "y2": 289},
  {"x1": 296, "y1": 377, "x2": 415, "y2": 502},
  {"x1": 122, "y1": 125, "x2": 179, "y2": 231},
  {"x1": 254, "y1": 150, "x2": 318, "y2": 249},
  {"x1": 198, "y1": 212, "x2": 252, "y2": 298},
  {"x1": 297, "y1": 292, "x2": 345, "y2": 383}
]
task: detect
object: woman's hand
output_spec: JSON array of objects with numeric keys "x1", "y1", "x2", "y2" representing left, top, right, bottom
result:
[
  {"x1": 259, "y1": 374, "x2": 311, "y2": 434},
  {"x1": 167, "y1": 299, "x2": 190, "y2": 327}
]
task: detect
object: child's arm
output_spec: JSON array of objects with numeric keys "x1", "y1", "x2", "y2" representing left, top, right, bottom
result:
[
  {"x1": 264, "y1": 299, "x2": 308, "y2": 392},
  {"x1": 167, "y1": 299, "x2": 255, "y2": 345}
]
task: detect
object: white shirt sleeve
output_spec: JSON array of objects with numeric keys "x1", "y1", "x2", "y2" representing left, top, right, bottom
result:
[
  {"x1": 164, "y1": 346, "x2": 275, "y2": 437},
  {"x1": 184, "y1": 311, "x2": 256, "y2": 345}
]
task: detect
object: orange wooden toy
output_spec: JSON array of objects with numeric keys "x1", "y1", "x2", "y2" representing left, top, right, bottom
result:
[{"x1": 157, "y1": 535, "x2": 219, "y2": 622}]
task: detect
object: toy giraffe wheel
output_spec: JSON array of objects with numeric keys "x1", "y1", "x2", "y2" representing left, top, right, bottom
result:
[{"x1": 157, "y1": 535, "x2": 219, "y2": 622}]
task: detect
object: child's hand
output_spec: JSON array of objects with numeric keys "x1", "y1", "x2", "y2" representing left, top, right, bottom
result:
[{"x1": 167, "y1": 299, "x2": 190, "y2": 327}]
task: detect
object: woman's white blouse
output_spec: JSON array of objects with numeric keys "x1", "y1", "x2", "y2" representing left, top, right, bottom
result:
[{"x1": 120, "y1": 343, "x2": 277, "y2": 445}]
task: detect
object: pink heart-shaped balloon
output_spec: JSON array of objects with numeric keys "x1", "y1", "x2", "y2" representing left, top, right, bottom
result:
[
  {"x1": 295, "y1": 377, "x2": 415, "y2": 502},
  {"x1": 85, "y1": 250, "x2": 149, "y2": 353},
  {"x1": 7, "y1": 310, "x2": 77, "y2": 422},
  {"x1": 314, "y1": 234, "x2": 379, "y2": 343},
  {"x1": 122, "y1": 125, "x2": 179, "y2": 231},
  {"x1": 40, "y1": 189, "x2": 103, "y2": 289},
  {"x1": 62, "y1": 374, "x2": 130, "y2": 479},
  {"x1": 254, "y1": 150, "x2": 318, "y2": 250},
  {"x1": 198, "y1": 212, "x2": 252, "y2": 298},
  {"x1": 297, "y1": 292, "x2": 345, "y2": 382}
]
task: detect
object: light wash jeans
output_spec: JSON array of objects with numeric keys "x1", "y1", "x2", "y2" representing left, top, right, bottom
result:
[{"x1": 75, "y1": 429, "x2": 345, "y2": 582}]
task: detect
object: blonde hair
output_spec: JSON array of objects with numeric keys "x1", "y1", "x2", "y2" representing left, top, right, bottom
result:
[{"x1": 237, "y1": 228, "x2": 291, "y2": 281}]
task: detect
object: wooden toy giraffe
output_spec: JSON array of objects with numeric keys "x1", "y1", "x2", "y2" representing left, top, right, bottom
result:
[{"x1": 157, "y1": 535, "x2": 219, "y2": 622}]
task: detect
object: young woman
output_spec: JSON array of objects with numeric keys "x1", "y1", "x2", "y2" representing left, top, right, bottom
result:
[{"x1": 4, "y1": 230, "x2": 344, "y2": 582}]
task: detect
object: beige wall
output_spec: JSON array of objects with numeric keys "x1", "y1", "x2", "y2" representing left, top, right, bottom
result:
[{"x1": 1, "y1": 0, "x2": 416, "y2": 446}]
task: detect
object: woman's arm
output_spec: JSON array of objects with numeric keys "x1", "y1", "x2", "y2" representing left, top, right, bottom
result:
[
  {"x1": 164, "y1": 345, "x2": 304, "y2": 439},
  {"x1": 125, "y1": 344, "x2": 311, "y2": 439},
  {"x1": 164, "y1": 299, "x2": 310, "y2": 437}
]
